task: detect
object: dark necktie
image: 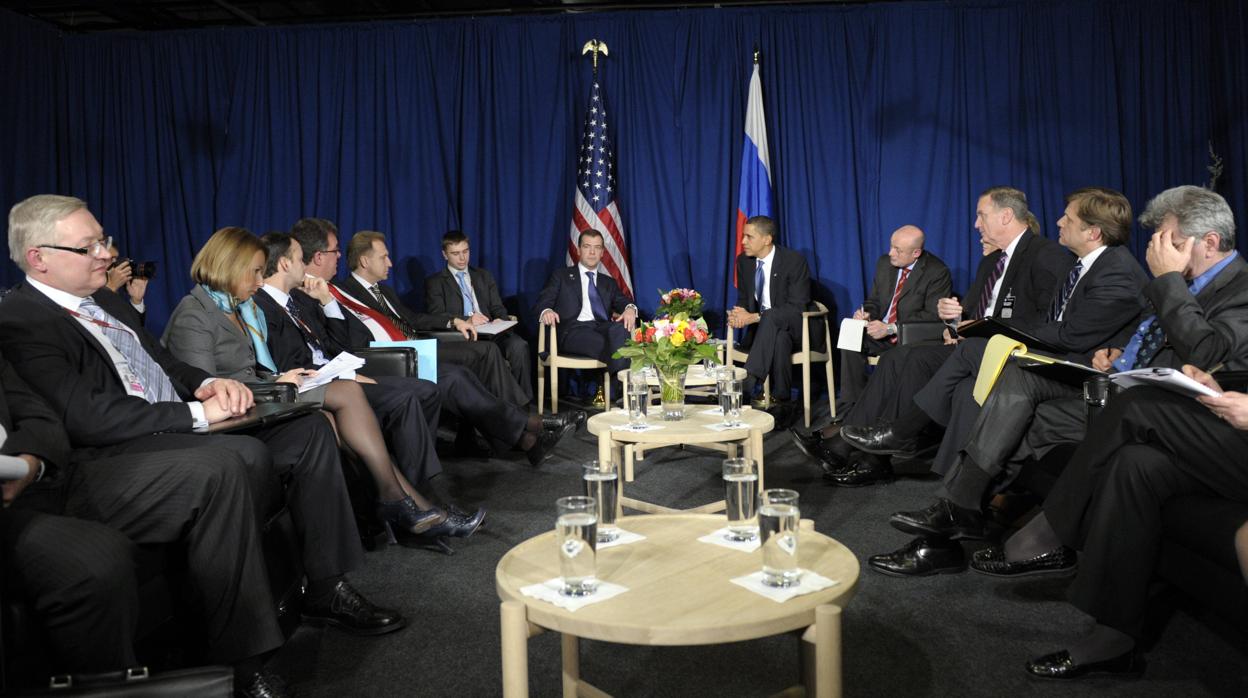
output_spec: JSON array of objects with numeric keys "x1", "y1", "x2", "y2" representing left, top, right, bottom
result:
[
  {"x1": 78, "y1": 297, "x2": 180, "y2": 403},
  {"x1": 754, "y1": 259, "x2": 767, "y2": 310},
  {"x1": 1049, "y1": 260, "x2": 1083, "y2": 321},
  {"x1": 371, "y1": 284, "x2": 419, "y2": 339},
  {"x1": 885, "y1": 267, "x2": 911, "y2": 324},
  {"x1": 586, "y1": 271, "x2": 608, "y2": 321},
  {"x1": 285, "y1": 295, "x2": 325, "y2": 355},
  {"x1": 1131, "y1": 318, "x2": 1167, "y2": 369},
  {"x1": 975, "y1": 252, "x2": 1008, "y2": 319}
]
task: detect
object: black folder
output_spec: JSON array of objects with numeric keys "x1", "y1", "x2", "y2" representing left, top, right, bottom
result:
[{"x1": 956, "y1": 318, "x2": 1062, "y2": 354}]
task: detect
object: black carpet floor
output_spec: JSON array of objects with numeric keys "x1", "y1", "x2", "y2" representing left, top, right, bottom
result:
[{"x1": 272, "y1": 402, "x2": 1248, "y2": 697}]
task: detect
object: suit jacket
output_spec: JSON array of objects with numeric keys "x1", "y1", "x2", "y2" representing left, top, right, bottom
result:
[
  {"x1": 533, "y1": 265, "x2": 631, "y2": 321},
  {"x1": 963, "y1": 230, "x2": 1069, "y2": 326},
  {"x1": 251, "y1": 288, "x2": 346, "y2": 371},
  {"x1": 861, "y1": 252, "x2": 952, "y2": 323},
  {"x1": 1024, "y1": 245, "x2": 1150, "y2": 362},
  {"x1": 337, "y1": 274, "x2": 454, "y2": 333},
  {"x1": 425, "y1": 266, "x2": 509, "y2": 320},
  {"x1": 734, "y1": 245, "x2": 811, "y2": 315},
  {"x1": 1108, "y1": 255, "x2": 1248, "y2": 371},
  {"x1": 0, "y1": 354, "x2": 71, "y2": 471},
  {"x1": 162, "y1": 285, "x2": 266, "y2": 382},
  {"x1": 0, "y1": 283, "x2": 209, "y2": 447}
]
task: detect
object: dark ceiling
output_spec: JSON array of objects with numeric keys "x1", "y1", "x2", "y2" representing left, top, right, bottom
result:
[{"x1": 0, "y1": 0, "x2": 867, "y2": 33}]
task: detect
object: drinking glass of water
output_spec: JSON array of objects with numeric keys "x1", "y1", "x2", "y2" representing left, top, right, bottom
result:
[
  {"x1": 717, "y1": 376, "x2": 743, "y2": 427},
  {"x1": 555, "y1": 496, "x2": 598, "y2": 596},
  {"x1": 722, "y1": 457, "x2": 758, "y2": 542},
  {"x1": 758, "y1": 489, "x2": 801, "y2": 588},
  {"x1": 626, "y1": 370, "x2": 649, "y2": 427},
  {"x1": 702, "y1": 340, "x2": 721, "y2": 378},
  {"x1": 582, "y1": 460, "x2": 620, "y2": 543}
]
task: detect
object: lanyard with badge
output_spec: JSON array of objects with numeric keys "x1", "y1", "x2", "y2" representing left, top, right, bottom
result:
[
  {"x1": 65, "y1": 307, "x2": 148, "y2": 397},
  {"x1": 999, "y1": 290, "x2": 1016, "y2": 319}
]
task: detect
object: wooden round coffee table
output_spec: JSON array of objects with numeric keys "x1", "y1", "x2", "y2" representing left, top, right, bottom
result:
[
  {"x1": 496, "y1": 514, "x2": 860, "y2": 697},
  {"x1": 586, "y1": 407, "x2": 774, "y2": 515}
]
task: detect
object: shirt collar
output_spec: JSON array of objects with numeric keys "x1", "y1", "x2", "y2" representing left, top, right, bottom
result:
[
  {"x1": 351, "y1": 271, "x2": 378, "y2": 290},
  {"x1": 1190, "y1": 251, "x2": 1239, "y2": 295},
  {"x1": 578, "y1": 262, "x2": 601, "y2": 276},
  {"x1": 758, "y1": 246, "x2": 777, "y2": 267},
  {"x1": 261, "y1": 283, "x2": 290, "y2": 307},
  {"x1": 1079, "y1": 244, "x2": 1109, "y2": 269},
  {"x1": 447, "y1": 264, "x2": 469, "y2": 277},
  {"x1": 25, "y1": 276, "x2": 89, "y2": 311},
  {"x1": 1002, "y1": 230, "x2": 1026, "y2": 259}
]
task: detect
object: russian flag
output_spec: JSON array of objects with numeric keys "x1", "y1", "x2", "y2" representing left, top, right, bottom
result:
[{"x1": 734, "y1": 61, "x2": 774, "y2": 285}]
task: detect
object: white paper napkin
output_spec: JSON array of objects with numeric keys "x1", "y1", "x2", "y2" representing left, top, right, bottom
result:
[
  {"x1": 730, "y1": 569, "x2": 839, "y2": 602},
  {"x1": 519, "y1": 578, "x2": 629, "y2": 611},
  {"x1": 596, "y1": 528, "x2": 646, "y2": 549},
  {"x1": 698, "y1": 526, "x2": 761, "y2": 552},
  {"x1": 701, "y1": 406, "x2": 724, "y2": 415},
  {"x1": 704, "y1": 421, "x2": 746, "y2": 432},
  {"x1": 612, "y1": 423, "x2": 665, "y2": 432}
]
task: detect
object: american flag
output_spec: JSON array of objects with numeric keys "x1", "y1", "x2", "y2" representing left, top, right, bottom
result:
[{"x1": 568, "y1": 77, "x2": 633, "y2": 299}]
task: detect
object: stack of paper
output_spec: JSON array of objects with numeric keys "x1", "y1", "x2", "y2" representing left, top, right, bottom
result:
[{"x1": 300, "y1": 352, "x2": 366, "y2": 393}]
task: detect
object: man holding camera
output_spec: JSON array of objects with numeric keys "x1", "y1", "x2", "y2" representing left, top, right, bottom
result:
[{"x1": 103, "y1": 241, "x2": 151, "y2": 325}]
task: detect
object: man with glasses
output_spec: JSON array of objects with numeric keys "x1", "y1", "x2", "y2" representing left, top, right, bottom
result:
[{"x1": 0, "y1": 196, "x2": 406, "y2": 697}]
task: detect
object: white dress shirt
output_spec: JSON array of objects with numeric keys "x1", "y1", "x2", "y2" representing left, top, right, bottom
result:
[
  {"x1": 984, "y1": 231, "x2": 1026, "y2": 318},
  {"x1": 445, "y1": 265, "x2": 481, "y2": 316},
  {"x1": 755, "y1": 246, "x2": 777, "y2": 311},
  {"x1": 1055, "y1": 244, "x2": 1108, "y2": 321}
]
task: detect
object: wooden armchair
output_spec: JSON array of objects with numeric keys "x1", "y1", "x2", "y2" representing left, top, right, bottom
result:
[{"x1": 727, "y1": 301, "x2": 836, "y2": 428}]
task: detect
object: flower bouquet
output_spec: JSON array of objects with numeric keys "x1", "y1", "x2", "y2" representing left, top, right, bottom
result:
[
  {"x1": 656, "y1": 287, "x2": 704, "y2": 319},
  {"x1": 613, "y1": 289, "x2": 719, "y2": 420}
]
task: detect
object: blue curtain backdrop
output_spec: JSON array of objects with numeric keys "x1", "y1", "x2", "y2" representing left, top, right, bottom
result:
[{"x1": 1, "y1": 0, "x2": 1245, "y2": 336}]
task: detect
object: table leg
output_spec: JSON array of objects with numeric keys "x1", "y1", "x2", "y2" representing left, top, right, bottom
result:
[
  {"x1": 814, "y1": 604, "x2": 843, "y2": 698},
  {"x1": 561, "y1": 634, "x2": 580, "y2": 698},
  {"x1": 501, "y1": 600, "x2": 530, "y2": 698},
  {"x1": 749, "y1": 428, "x2": 765, "y2": 491},
  {"x1": 623, "y1": 443, "x2": 635, "y2": 483},
  {"x1": 598, "y1": 433, "x2": 613, "y2": 472}
]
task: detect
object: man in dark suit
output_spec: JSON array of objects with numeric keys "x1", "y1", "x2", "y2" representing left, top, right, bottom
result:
[
  {"x1": 861, "y1": 187, "x2": 1155, "y2": 574},
  {"x1": 256, "y1": 233, "x2": 567, "y2": 476},
  {"x1": 973, "y1": 370, "x2": 1248, "y2": 679},
  {"x1": 533, "y1": 229, "x2": 639, "y2": 392},
  {"x1": 0, "y1": 195, "x2": 404, "y2": 650},
  {"x1": 829, "y1": 186, "x2": 1068, "y2": 479},
  {"x1": 728, "y1": 215, "x2": 814, "y2": 421},
  {"x1": 425, "y1": 229, "x2": 532, "y2": 403},
  {"x1": 295, "y1": 219, "x2": 529, "y2": 408},
  {"x1": 1, "y1": 354, "x2": 287, "y2": 693},
  {"x1": 837, "y1": 225, "x2": 952, "y2": 410}
]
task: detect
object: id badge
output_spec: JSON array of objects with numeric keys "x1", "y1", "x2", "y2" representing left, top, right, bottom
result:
[
  {"x1": 122, "y1": 365, "x2": 147, "y2": 398},
  {"x1": 1000, "y1": 291, "x2": 1016, "y2": 319}
]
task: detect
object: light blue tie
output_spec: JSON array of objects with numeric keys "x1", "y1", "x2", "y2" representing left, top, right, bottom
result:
[
  {"x1": 78, "y1": 297, "x2": 181, "y2": 403},
  {"x1": 456, "y1": 271, "x2": 474, "y2": 316}
]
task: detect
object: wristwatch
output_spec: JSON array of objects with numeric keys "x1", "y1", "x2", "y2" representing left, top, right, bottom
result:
[{"x1": 887, "y1": 323, "x2": 898, "y2": 336}]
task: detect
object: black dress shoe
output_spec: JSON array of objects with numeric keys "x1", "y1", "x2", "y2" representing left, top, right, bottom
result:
[
  {"x1": 790, "y1": 427, "x2": 824, "y2": 460},
  {"x1": 526, "y1": 421, "x2": 575, "y2": 466},
  {"x1": 867, "y1": 536, "x2": 965, "y2": 577},
  {"x1": 817, "y1": 436, "x2": 856, "y2": 475},
  {"x1": 890, "y1": 498, "x2": 987, "y2": 540},
  {"x1": 970, "y1": 545, "x2": 1077, "y2": 577},
  {"x1": 542, "y1": 409, "x2": 588, "y2": 432},
  {"x1": 237, "y1": 669, "x2": 291, "y2": 698},
  {"x1": 1026, "y1": 649, "x2": 1143, "y2": 679},
  {"x1": 840, "y1": 423, "x2": 932, "y2": 456},
  {"x1": 302, "y1": 581, "x2": 407, "y2": 636},
  {"x1": 826, "y1": 453, "x2": 892, "y2": 487},
  {"x1": 765, "y1": 400, "x2": 798, "y2": 430}
]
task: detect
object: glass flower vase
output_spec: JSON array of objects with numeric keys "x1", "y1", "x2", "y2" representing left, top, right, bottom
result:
[{"x1": 657, "y1": 364, "x2": 688, "y2": 421}]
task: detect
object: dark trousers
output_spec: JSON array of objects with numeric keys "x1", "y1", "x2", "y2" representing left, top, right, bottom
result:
[
  {"x1": 844, "y1": 342, "x2": 953, "y2": 427},
  {"x1": 440, "y1": 338, "x2": 529, "y2": 408},
  {"x1": 837, "y1": 337, "x2": 893, "y2": 411},
  {"x1": 362, "y1": 376, "x2": 442, "y2": 485},
  {"x1": 10, "y1": 443, "x2": 284, "y2": 666},
  {"x1": 910, "y1": 338, "x2": 989, "y2": 475},
  {"x1": 560, "y1": 319, "x2": 631, "y2": 376},
  {"x1": 491, "y1": 331, "x2": 533, "y2": 405},
  {"x1": 738, "y1": 307, "x2": 804, "y2": 397},
  {"x1": 1043, "y1": 387, "x2": 1248, "y2": 636},
  {"x1": 436, "y1": 364, "x2": 527, "y2": 452},
  {"x1": 3, "y1": 509, "x2": 139, "y2": 672},
  {"x1": 91, "y1": 420, "x2": 362, "y2": 585}
]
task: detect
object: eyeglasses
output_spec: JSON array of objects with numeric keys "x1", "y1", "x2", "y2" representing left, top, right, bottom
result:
[
  {"x1": 321, "y1": 248, "x2": 341, "y2": 256},
  {"x1": 38, "y1": 236, "x2": 113, "y2": 258}
]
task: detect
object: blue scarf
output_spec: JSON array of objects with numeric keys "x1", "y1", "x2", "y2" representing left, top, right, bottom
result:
[{"x1": 201, "y1": 285, "x2": 278, "y2": 373}]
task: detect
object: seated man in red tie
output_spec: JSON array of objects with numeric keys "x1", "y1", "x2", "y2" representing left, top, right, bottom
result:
[
  {"x1": 836, "y1": 225, "x2": 952, "y2": 413},
  {"x1": 727, "y1": 215, "x2": 815, "y2": 425},
  {"x1": 533, "y1": 230, "x2": 639, "y2": 396}
]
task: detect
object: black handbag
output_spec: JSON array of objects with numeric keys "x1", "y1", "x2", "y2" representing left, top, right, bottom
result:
[{"x1": 20, "y1": 666, "x2": 232, "y2": 697}]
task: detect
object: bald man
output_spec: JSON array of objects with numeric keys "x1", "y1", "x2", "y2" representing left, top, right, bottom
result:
[{"x1": 837, "y1": 226, "x2": 952, "y2": 410}]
